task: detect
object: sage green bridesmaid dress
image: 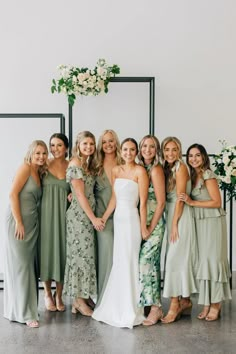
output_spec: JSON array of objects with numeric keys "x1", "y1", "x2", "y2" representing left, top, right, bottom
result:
[
  {"x1": 191, "y1": 169, "x2": 231, "y2": 305},
  {"x1": 4, "y1": 176, "x2": 41, "y2": 323},
  {"x1": 95, "y1": 172, "x2": 114, "y2": 306},
  {"x1": 40, "y1": 172, "x2": 70, "y2": 283},
  {"x1": 163, "y1": 171, "x2": 198, "y2": 298}
]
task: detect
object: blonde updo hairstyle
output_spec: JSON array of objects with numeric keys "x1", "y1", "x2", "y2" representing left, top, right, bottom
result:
[
  {"x1": 161, "y1": 136, "x2": 183, "y2": 192},
  {"x1": 24, "y1": 140, "x2": 48, "y2": 178},
  {"x1": 72, "y1": 130, "x2": 97, "y2": 174}
]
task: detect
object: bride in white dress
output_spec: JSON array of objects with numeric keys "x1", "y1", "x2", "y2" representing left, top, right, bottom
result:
[{"x1": 92, "y1": 138, "x2": 149, "y2": 328}]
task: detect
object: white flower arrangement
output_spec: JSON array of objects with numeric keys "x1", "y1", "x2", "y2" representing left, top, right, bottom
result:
[
  {"x1": 213, "y1": 140, "x2": 236, "y2": 200},
  {"x1": 51, "y1": 59, "x2": 120, "y2": 106}
]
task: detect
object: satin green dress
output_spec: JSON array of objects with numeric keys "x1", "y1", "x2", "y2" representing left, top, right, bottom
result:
[
  {"x1": 95, "y1": 172, "x2": 114, "y2": 306},
  {"x1": 191, "y1": 169, "x2": 231, "y2": 305},
  {"x1": 4, "y1": 176, "x2": 41, "y2": 323},
  {"x1": 63, "y1": 166, "x2": 97, "y2": 299},
  {"x1": 163, "y1": 167, "x2": 198, "y2": 298},
  {"x1": 139, "y1": 164, "x2": 165, "y2": 307},
  {"x1": 40, "y1": 172, "x2": 70, "y2": 283}
]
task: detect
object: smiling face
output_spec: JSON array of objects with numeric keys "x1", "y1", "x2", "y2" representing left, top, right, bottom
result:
[
  {"x1": 121, "y1": 140, "x2": 137, "y2": 163},
  {"x1": 31, "y1": 145, "x2": 48, "y2": 166},
  {"x1": 78, "y1": 137, "x2": 95, "y2": 158},
  {"x1": 140, "y1": 137, "x2": 156, "y2": 164},
  {"x1": 163, "y1": 141, "x2": 179, "y2": 166},
  {"x1": 50, "y1": 137, "x2": 67, "y2": 159},
  {"x1": 102, "y1": 132, "x2": 117, "y2": 155},
  {"x1": 187, "y1": 147, "x2": 203, "y2": 170}
]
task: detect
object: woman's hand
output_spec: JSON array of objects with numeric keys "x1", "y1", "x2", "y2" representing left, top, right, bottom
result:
[
  {"x1": 178, "y1": 193, "x2": 192, "y2": 205},
  {"x1": 92, "y1": 217, "x2": 105, "y2": 231},
  {"x1": 14, "y1": 221, "x2": 25, "y2": 240},
  {"x1": 141, "y1": 226, "x2": 150, "y2": 241},
  {"x1": 170, "y1": 224, "x2": 179, "y2": 243}
]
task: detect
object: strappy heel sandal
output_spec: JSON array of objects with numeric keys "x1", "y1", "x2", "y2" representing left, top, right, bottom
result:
[
  {"x1": 53, "y1": 292, "x2": 65, "y2": 312},
  {"x1": 197, "y1": 306, "x2": 210, "y2": 320},
  {"x1": 161, "y1": 301, "x2": 182, "y2": 324},
  {"x1": 26, "y1": 320, "x2": 39, "y2": 328},
  {"x1": 205, "y1": 304, "x2": 221, "y2": 322},
  {"x1": 143, "y1": 306, "x2": 164, "y2": 326},
  {"x1": 44, "y1": 294, "x2": 57, "y2": 312},
  {"x1": 72, "y1": 300, "x2": 93, "y2": 316}
]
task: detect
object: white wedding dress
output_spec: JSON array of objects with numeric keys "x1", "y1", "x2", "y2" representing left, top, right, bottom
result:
[{"x1": 92, "y1": 178, "x2": 144, "y2": 328}]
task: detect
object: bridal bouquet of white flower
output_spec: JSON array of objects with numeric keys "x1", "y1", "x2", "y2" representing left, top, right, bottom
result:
[
  {"x1": 213, "y1": 140, "x2": 236, "y2": 200},
  {"x1": 51, "y1": 59, "x2": 120, "y2": 106}
]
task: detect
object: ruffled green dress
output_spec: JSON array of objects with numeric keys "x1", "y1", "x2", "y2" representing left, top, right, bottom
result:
[
  {"x1": 163, "y1": 168, "x2": 198, "y2": 298},
  {"x1": 4, "y1": 176, "x2": 41, "y2": 323},
  {"x1": 94, "y1": 172, "x2": 114, "y2": 306},
  {"x1": 63, "y1": 166, "x2": 97, "y2": 299},
  {"x1": 191, "y1": 169, "x2": 231, "y2": 305},
  {"x1": 139, "y1": 164, "x2": 165, "y2": 307},
  {"x1": 40, "y1": 172, "x2": 70, "y2": 283}
]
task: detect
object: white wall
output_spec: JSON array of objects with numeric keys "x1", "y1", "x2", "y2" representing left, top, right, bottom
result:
[{"x1": 0, "y1": 0, "x2": 235, "y2": 272}]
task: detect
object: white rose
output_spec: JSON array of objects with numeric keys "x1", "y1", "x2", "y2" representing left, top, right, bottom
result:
[
  {"x1": 232, "y1": 169, "x2": 236, "y2": 176},
  {"x1": 77, "y1": 73, "x2": 85, "y2": 83},
  {"x1": 222, "y1": 176, "x2": 231, "y2": 184},
  {"x1": 223, "y1": 155, "x2": 230, "y2": 165}
]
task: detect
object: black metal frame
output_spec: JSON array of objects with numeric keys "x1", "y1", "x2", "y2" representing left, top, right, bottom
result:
[
  {"x1": 68, "y1": 76, "x2": 155, "y2": 153},
  {"x1": 0, "y1": 113, "x2": 65, "y2": 289},
  {"x1": 0, "y1": 113, "x2": 65, "y2": 133}
]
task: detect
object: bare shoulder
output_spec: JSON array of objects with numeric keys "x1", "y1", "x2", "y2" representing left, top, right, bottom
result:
[
  {"x1": 136, "y1": 164, "x2": 147, "y2": 176},
  {"x1": 176, "y1": 161, "x2": 188, "y2": 175},
  {"x1": 16, "y1": 163, "x2": 31, "y2": 178},
  {"x1": 150, "y1": 164, "x2": 164, "y2": 178},
  {"x1": 112, "y1": 165, "x2": 122, "y2": 177},
  {"x1": 68, "y1": 158, "x2": 81, "y2": 168}
]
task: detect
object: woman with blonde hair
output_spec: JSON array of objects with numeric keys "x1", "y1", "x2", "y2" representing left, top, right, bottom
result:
[
  {"x1": 95, "y1": 129, "x2": 122, "y2": 307},
  {"x1": 137, "y1": 135, "x2": 166, "y2": 326},
  {"x1": 63, "y1": 131, "x2": 104, "y2": 316},
  {"x1": 4, "y1": 140, "x2": 48, "y2": 328},
  {"x1": 161, "y1": 137, "x2": 198, "y2": 324}
]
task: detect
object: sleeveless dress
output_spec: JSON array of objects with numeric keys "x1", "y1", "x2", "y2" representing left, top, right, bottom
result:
[
  {"x1": 191, "y1": 169, "x2": 231, "y2": 305},
  {"x1": 40, "y1": 171, "x2": 70, "y2": 283},
  {"x1": 139, "y1": 164, "x2": 165, "y2": 307},
  {"x1": 163, "y1": 175, "x2": 198, "y2": 298},
  {"x1": 94, "y1": 172, "x2": 113, "y2": 307},
  {"x1": 63, "y1": 166, "x2": 97, "y2": 299},
  {"x1": 92, "y1": 178, "x2": 145, "y2": 328},
  {"x1": 4, "y1": 176, "x2": 41, "y2": 323}
]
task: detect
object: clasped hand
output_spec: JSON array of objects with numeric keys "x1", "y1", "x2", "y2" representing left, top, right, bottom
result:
[
  {"x1": 178, "y1": 193, "x2": 192, "y2": 205},
  {"x1": 93, "y1": 217, "x2": 105, "y2": 231}
]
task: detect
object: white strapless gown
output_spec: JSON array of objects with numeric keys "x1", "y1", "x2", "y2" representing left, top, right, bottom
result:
[{"x1": 92, "y1": 178, "x2": 144, "y2": 328}]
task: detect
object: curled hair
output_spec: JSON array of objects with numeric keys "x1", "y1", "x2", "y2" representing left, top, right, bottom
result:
[
  {"x1": 49, "y1": 133, "x2": 69, "y2": 158},
  {"x1": 161, "y1": 136, "x2": 183, "y2": 192},
  {"x1": 137, "y1": 135, "x2": 160, "y2": 172},
  {"x1": 24, "y1": 140, "x2": 48, "y2": 178},
  {"x1": 96, "y1": 129, "x2": 122, "y2": 175},
  {"x1": 186, "y1": 143, "x2": 211, "y2": 186},
  {"x1": 72, "y1": 131, "x2": 97, "y2": 174}
]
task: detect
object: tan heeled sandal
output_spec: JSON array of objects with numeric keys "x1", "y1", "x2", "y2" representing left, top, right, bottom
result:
[
  {"x1": 53, "y1": 292, "x2": 65, "y2": 312},
  {"x1": 197, "y1": 306, "x2": 210, "y2": 320},
  {"x1": 44, "y1": 295, "x2": 57, "y2": 312},
  {"x1": 72, "y1": 301, "x2": 93, "y2": 316},
  {"x1": 205, "y1": 304, "x2": 221, "y2": 322},
  {"x1": 161, "y1": 301, "x2": 182, "y2": 324},
  {"x1": 143, "y1": 306, "x2": 164, "y2": 326}
]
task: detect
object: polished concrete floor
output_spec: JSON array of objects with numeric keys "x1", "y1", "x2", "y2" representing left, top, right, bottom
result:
[{"x1": 0, "y1": 283, "x2": 235, "y2": 354}]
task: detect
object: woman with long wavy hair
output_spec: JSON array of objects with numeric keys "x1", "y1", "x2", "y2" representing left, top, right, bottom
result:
[
  {"x1": 95, "y1": 129, "x2": 122, "y2": 307},
  {"x1": 161, "y1": 137, "x2": 198, "y2": 324}
]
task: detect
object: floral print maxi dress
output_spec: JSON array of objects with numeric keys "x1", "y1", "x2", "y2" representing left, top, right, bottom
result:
[
  {"x1": 139, "y1": 164, "x2": 165, "y2": 307},
  {"x1": 63, "y1": 166, "x2": 97, "y2": 299}
]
